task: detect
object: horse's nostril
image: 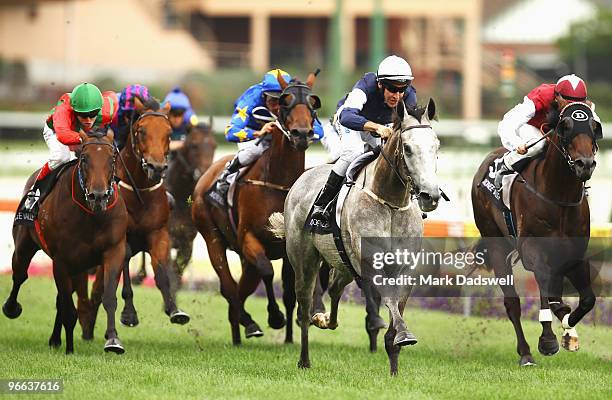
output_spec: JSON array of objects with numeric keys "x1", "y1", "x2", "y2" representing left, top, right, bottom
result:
[
  {"x1": 419, "y1": 192, "x2": 432, "y2": 201},
  {"x1": 575, "y1": 160, "x2": 585, "y2": 168}
]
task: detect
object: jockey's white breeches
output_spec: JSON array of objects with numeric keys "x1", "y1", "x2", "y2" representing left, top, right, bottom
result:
[
  {"x1": 42, "y1": 123, "x2": 75, "y2": 170},
  {"x1": 236, "y1": 136, "x2": 271, "y2": 165},
  {"x1": 502, "y1": 124, "x2": 547, "y2": 169},
  {"x1": 331, "y1": 120, "x2": 381, "y2": 176}
]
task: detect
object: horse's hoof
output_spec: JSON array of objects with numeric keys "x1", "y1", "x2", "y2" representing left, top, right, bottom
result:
[
  {"x1": 81, "y1": 331, "x2": 94, "y2": 341},
  {"x1": 104, "y1": 338, "x2": 125, "y2": 354},
  {"x1": 311, "y1": 312, "x2": 330, "y2": 329},
  {"x1": 538, "y1": 335, "x2": 559, "y2": 356},
  {"x1": 170, "y1": 310, "x2": 190, "y2": 325},
  {"x1": 393, "y1": 330, "x2": 418, "y2": 347},
  {"x1": 120, "y1": 311, "x2": 139, "y2": 327},
  {"x1": 2, "y1": 301, "x2": 22, "y2": 319},
  {"x1": 366, "y1": 315, "x2": 387, "y2": 331},
  {"x1": 268, "y1": 310, "x2": 286, "y2": 330},
  {"x1": 519, "y1": 355, "x2": 537, "y2": 366},
  {"x1": 245, "y1": 323, "x2": 264, "y2": 338},
  {"x1": 297, "y1": 359, "x2": 311, "y2": 369},
  {"x1": 48, "y1": 337, "x2": 61, "y2": 349},
  {"x1": 561, "y1": 332, "x2": 580, "y2": 352}
]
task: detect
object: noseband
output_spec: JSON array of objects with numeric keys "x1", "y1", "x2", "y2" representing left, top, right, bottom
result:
[{"x1": 129, "y1": 111, "x2": 170, "y2": 172}]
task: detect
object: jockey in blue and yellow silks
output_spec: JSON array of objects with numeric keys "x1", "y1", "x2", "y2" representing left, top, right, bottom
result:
[{"x1": 210, "y1": 68, "x2": 324, "y2": 207}]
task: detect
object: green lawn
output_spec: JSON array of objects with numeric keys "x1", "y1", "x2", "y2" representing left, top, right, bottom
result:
[{"x1": 0, "y1": 276, "x2": 610, "y2": 400}]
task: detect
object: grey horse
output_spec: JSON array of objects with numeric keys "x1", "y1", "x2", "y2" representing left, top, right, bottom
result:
[{"x1": 269, "y1": 99, "x2": 441, "y2": 375}]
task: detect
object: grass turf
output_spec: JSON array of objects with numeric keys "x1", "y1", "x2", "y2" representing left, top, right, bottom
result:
[{"x1": 0, "y1": 275, "x2": 610, "y2": 400}]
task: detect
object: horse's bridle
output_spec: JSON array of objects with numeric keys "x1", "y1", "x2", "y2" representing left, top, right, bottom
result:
[
  {"x1": 547, "y1": 102, "x2": 599, "y2": 172},
  {"x1": 77, "y1": 139, "x2": 117, "y2": 206},
  {"x1": 276, "y1": 83, "x2": 321, "y2": 142},
  {"x1": 129, "y1": 111, "x2": 171, "y2": 173},
  {"x1": 379, "y1": 123, "x2": 433, "y2": 198}
]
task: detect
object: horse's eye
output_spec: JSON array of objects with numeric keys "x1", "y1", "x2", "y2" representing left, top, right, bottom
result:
[{"x1": 404, "y1": 144, "x2": 413, "y2": 155}]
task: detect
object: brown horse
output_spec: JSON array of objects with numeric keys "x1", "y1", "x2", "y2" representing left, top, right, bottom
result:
[
  {"x1": 90, "y1": 96, "x2": 189, "y2": 329},
  {"x1": 133, "y1": 120, "x2": 217, "y2": 289},
  {"x1": 471, "y1": 102, "x2": 600, "y2": 366},
  {"x1": 3, "y1": 129, "x2": 128, "y2": 354},
  {"x1": 192, "y1": 72, "x2": 321, "y2": 344}
]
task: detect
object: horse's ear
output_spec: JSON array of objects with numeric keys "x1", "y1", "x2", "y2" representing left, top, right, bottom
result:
[
  {"x1": 393, "y1": 102, "x2": 405, "y2": 131},
  {"x1": 79, "y1": 130, "x2": 88, "y2": 143},
  {"x1": 306, "y1": 72, "x2": 316, "y2": 89},
  {"x1": 277, "y1": 71, "x2": 288, "y2": 90},
  {"x1": 161, "y1": 101, "x2": 171, "y2": 115},
  {"x1": 426, "y1": 98, "x2": 437, "y2": 121},
  {"x1": 133, "y1": 95, "x2": 145, "y2": 112},
  {"x1": 106, "y1": 128, "x2": 114, "y2": 143}
]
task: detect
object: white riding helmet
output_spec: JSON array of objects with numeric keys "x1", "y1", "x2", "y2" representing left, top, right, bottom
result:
[{"x1": 376, "y1": 55, "x2": 413, "y2": 84}]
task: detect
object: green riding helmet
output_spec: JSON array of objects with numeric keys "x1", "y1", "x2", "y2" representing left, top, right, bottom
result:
[{"x1": 71, "y1": 83, "x2": 103, "y2": 113}]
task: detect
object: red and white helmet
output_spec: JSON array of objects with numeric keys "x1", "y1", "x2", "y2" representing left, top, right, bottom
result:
[{"x1": 555, "y1": 74, "x2": 587, "y2": 101}]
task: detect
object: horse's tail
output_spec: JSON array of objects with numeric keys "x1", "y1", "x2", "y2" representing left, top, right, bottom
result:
[{"x1": 267, "y1": 212, "x2": 285, "y2": 239}]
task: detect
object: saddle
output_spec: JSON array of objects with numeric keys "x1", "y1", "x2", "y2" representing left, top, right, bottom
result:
[
  {"x1": 477, "y1": 153, "x2": 518, "y2": 237},
  {"x1": 14, "y1": 160, "x2": 78, "y2": 226},
  {"x1": 305, "y1": 146, "x2": 381, "y2": 235}
]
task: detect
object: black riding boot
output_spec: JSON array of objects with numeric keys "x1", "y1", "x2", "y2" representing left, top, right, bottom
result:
[
  {"x1": 310, "y1": 171, "x2": 344, "y2": 225},
  {"x1": 208, "y1": 156, "x2": 243, "y2": 208}
]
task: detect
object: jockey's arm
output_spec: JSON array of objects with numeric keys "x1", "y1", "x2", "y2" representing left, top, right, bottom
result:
[
  {"x1": 52, "y1": 102, "x2": 82, "y2": 146},
  {"x1": 587, "y1": 100, "x2": 602, "y2": 124},
  {"x1": 169, "y1": 140, "x2": 183, "y2": 151},
  {"x1": 497, "y1": 96, "x2": 536, "y2": 150}
]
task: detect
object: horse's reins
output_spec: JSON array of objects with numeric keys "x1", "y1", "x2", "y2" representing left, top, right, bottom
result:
[
  {"x1": 118, "y1": 111, "x2": 170, "y2": 202},
  {"x1": 377, "y1": 123, "x2": 449, "y2": 207}
]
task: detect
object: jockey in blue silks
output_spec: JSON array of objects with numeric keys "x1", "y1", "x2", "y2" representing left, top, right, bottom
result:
[
  {"x1": 211, "y1": 68, "x2": 325, "y2": 206},
  {"x1": 163, "y1": 87, "x2": 199, "y2": 152}
]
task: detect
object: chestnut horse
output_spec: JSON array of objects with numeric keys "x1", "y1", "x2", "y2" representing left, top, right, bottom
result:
[
  {"x1": 90, "y1": 97, "x2": 189, "y2": 329},
  {"x1": 133, "y1": 120, "x2": 217, "y2": 289},
  {"x1": 471, "y1": 102, "x2": 601, "y2": 366},
  {"x1": 192, "y1": 72, "x2": 321, "y2": 344},
  {"x1": 3, "y1": 130, "x2": 128, "y2": 354}
]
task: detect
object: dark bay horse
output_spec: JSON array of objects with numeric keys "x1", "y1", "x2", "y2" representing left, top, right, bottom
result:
[
  {"x1": 192, "y1": 71, "x2": 321, "y2": 344},
  {"x1": 133, "y1": 120, "x2": 217, "y2": 289},
  {"x1": 91, "y1": 96, "x2": 189, "y2": 328},
  {"x1": 4, "y1": 130, "x2": 128, "y2": 354},
  {"x1": 471, "y1": 102, "x2": 601, "y2": 366}
]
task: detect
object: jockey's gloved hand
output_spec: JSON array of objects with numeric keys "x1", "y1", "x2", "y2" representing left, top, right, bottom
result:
[
  {"x1": 375, "y1": 125, "x2": 393, "y2": 139},
  {"x1": 516, "y1": 143, "x2": 528, "y2": 155}
]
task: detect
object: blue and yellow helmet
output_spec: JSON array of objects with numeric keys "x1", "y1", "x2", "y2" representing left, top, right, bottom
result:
[{"x1": 260, "y1": 69, "x2": 292, "y2": 97}]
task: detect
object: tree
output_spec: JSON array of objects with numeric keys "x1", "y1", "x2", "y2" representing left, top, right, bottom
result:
[{"x1": 557, "y1": 6, "x2": 612, "y2": 82}]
